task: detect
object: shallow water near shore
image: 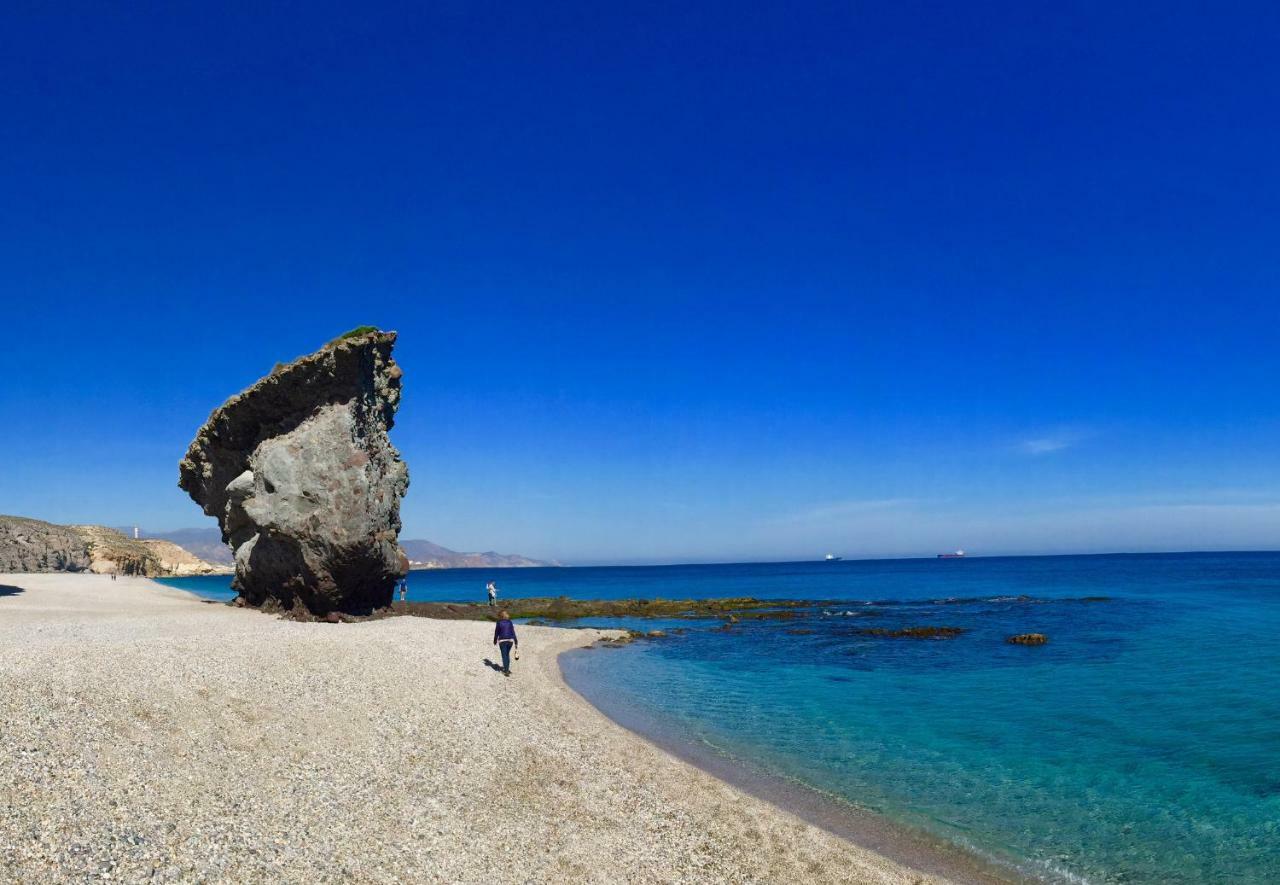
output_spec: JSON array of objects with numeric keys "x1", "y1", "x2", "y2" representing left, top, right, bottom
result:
[{"x1": 164, "y1": 553, "x2": 1280, "y2": 884}]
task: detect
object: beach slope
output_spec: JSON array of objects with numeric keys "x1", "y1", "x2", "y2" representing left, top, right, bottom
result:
[{"x1": 0, "y1": 574, "x2": 941, "y2": 883}]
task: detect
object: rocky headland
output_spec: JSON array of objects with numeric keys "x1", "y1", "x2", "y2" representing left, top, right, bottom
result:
[
  {"x1": 141, "y1": 527, "x2": 236, "y2": 567},
  {"x1": 71, "y1": 525, "x2": 231, "y2": 577},
  {"x1": 178, "y1": 328, "x2": 410, "y2": 616},
  {"x1": 0, "y1": 516, "x2": 228, "y2": 577}
]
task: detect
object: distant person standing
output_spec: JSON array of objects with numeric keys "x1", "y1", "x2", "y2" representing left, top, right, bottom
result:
[
  {"x1": 486, "y1": 581, "x2": 498, "y2": 607},
  {"x1": 493, "y1": 611, "x2": 518, "y2": 676},
  {"x1": 398, "y1": 578, "x2": 407, "y2": 603}
]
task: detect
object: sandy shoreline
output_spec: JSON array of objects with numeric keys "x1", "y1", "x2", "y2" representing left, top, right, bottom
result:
[
  {"x1": 561, "y1": 655, "x2": 1023, "y2": 885},
  {"x1": 2, "y1": 574, "x2": 946, "y2": 883}
]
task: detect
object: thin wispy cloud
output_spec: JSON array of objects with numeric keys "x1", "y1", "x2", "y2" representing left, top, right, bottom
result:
[
  {"x1": 1017, "y1": 428, "x2": 1093, "y2": 456},
  {"x1": 1022, "y1": 437, "x2": 1073, "y2": 454},
  {"x1": 1036, "y1": 488, "x2": 1280, "y2": 509}
]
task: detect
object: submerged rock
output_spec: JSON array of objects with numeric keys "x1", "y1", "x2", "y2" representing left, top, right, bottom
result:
[
  {"x1": 178, "y1": 329, "x2": 409, "y2": 615},
  {"x1": 1007, "y1": 633, "x2": 1048, "y2": 645},
  {"x1": 858, "y1": 626, "x2": 965, "y2": 639}
]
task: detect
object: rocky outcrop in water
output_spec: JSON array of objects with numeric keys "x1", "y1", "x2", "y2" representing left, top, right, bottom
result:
[
  {"x1": 0, "y1": 516, "x2": 92, "y2": 573},
  {"x1": 1007, "y1": 633, "x2": 1048, "y2": 645},
  {"x1": 178, "y1": 329, "x2": 410, "y2": 616}
]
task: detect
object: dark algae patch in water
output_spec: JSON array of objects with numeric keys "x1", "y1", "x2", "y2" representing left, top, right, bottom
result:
[
  {"x1": 389, "y1": 596, "x2": 1071, "y2": 658},
  {"x1": 858, "y1": 626, "x2": 965, "y2": 639},
  {"x1": 390, "y1": 596, "x2": 810, "y2": 622}
]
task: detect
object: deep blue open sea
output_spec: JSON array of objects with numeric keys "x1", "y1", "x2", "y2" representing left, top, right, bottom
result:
[{"x1": 160, "y1": 553, "x2": 1280, "y2": 884}]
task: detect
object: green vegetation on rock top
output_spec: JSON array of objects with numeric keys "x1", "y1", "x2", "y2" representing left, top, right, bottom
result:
[{"x1": 327, "y1": 325, "x2": 381, "y2": 347}]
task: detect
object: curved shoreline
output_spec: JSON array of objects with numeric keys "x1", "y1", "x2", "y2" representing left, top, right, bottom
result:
[
  {"x1": 557, "y1": 643, "x2": 1032, "y2": 885},
  {"x1": 137, "y1": 577, "x2": 1026, "y2": 882},
  {"x1": 3, "y1": 572, "x2": 951, "y2": 883},
  {"x1": 70, "y1": 575, "x2": 1026, "y2": 882}
]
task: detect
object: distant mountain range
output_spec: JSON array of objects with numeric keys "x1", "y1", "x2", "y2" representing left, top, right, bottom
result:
[
  {"x1": 399, "y1": 539, "x2": 558, "y2": 569},
  {"x1": 137, "y1": 528, "x2": 557, "y2": 570}
]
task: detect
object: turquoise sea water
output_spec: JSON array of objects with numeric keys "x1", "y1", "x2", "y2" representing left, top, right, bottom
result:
[{"x1": 162, "y1": 554, "x2": 1280, "y2": 883}]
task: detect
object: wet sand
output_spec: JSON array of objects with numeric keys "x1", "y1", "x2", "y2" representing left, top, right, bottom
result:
[{"x1": 1, "y1": 573, "x2": 944, "y2": 883}]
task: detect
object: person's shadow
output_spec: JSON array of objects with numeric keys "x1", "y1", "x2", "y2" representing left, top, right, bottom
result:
[
  {"x1": 482, "y1": 658, "x2": 505, "y2": 672},
  {"x1": 0, "y1": 585, "x2": 23, "y2": 598}
]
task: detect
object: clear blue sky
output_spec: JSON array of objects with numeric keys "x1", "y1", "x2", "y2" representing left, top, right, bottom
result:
[{"x1": 2, "y1": 2, "x2": 1278, "y2": 563}]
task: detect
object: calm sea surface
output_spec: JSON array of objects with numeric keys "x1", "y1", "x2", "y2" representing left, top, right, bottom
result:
[{"x1": 160, "y1": 553, "x2": 1280, "y2": 884}]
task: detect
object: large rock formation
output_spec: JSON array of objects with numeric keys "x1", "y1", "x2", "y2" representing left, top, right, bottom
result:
[
  {"x1": 178, "y1": 329, "x2": 409, "y2": 615},
  {"x1": 0, "y1": 516, "x2": 92, "y2": 573}
]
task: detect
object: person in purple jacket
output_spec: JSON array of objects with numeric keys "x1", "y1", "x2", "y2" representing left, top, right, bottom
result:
[{"x1": 493, "y1": 610, "x2": 518, "y2": 676}]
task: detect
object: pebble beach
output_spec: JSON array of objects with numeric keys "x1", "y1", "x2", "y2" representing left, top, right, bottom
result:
[{"x1": 0, "y1": 573, "x2": 944, "y2": 884}]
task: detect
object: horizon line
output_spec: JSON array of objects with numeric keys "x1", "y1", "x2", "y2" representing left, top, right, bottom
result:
[{"x1": 444, "y1": 548, "x2": 1280, "y2": 570}]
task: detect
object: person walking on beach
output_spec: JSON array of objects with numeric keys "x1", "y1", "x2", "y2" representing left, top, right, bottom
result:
[
  {"x1": 493, "y1": 611, "x2": 518, "y2": 676},
  {"x1": 486, "y1": 581, "x2": 498, "y2": 607}
]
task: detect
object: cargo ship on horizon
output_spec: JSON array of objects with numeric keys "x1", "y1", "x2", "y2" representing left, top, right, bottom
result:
[{"x1": 937, "y1": 549, "x2": 966, "y2": 559}]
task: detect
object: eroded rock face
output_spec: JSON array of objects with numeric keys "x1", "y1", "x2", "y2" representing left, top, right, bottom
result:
[
  {"x1": 0, "y1": 516, "x2": 92, "y2": 573},
  {"x1": 71, "y1": 524, "x2": 165, "y2": 575},
  {"x1": 0, "y1": 517, "x2": 228, "y2": 576},
  {"x1": 179, "y1": 331, "x2": 409, "y2": 615}
]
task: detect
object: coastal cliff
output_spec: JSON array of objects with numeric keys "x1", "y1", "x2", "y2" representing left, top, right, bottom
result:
[
  {"x1": 0, "y1": 516, "x2": 228, "y2": 576},
  {"x1": 0, "y1": 516, "x2": 92, "y2": 573},
  {"x1": 73, "y1": 526, "x2": 231, "y2": 577},
  {"x1": 178, "y1": 328, "x2": 410, "y2": 616}
]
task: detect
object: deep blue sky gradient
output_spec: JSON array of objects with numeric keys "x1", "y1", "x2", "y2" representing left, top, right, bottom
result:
[{"x1": 2, "y1": 2, "x2": 1278, "y2": 562}]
